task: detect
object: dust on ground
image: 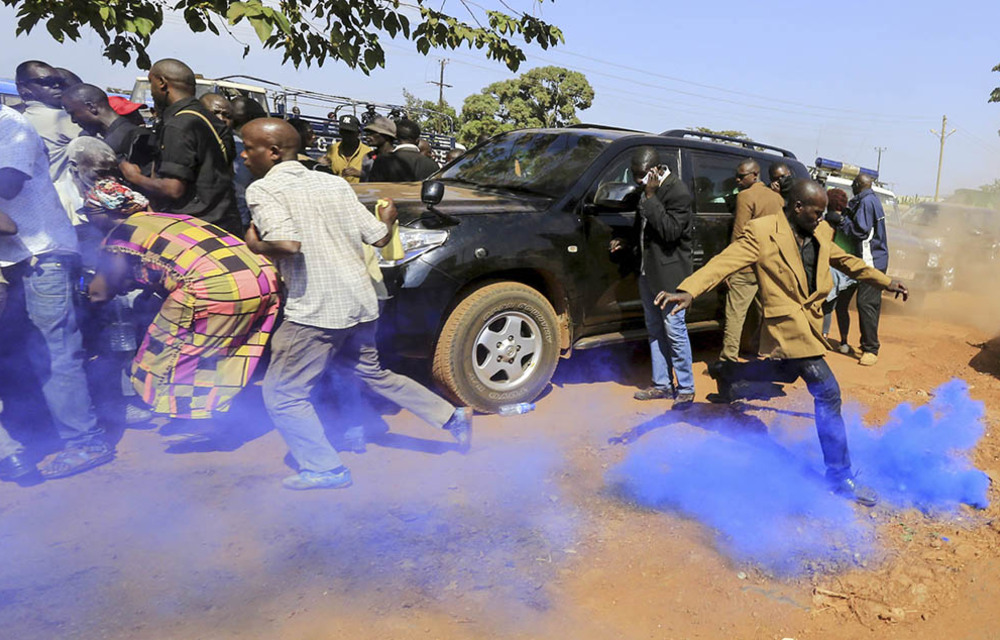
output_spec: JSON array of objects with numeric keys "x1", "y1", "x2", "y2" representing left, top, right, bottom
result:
[{"x1": 2, "y1": 291, "x2": 1000, "y2": 640}]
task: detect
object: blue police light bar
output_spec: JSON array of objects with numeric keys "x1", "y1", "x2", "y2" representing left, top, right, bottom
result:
[{"x1": 815, "y1": 157, "x2": 879, "y2": 180}]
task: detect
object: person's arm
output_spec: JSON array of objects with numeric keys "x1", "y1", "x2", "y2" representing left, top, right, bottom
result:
[
  {"x1": 730, "y1": 190, "x2": 753, "y2": 243},
  {"x1": 0, "y1": 209, "x2": 17, "y2": 235},
  {"x1": 837, "y1": 197, "x2": 875, "y2": 240},
  {"x1": 358, "y1": 197, "x2": 396, "y2": 248},
  {"x1": 119, "y1": 161, "x2": 186, "y2": 201},
  {"x1": 638, "y1": 176, "x2": 690, "y2": 243},
  {"x1": 654, "y1": 222, "x2": 762, "y2": 314},
  {"x1": 244, "y1": 223, "x2": 301, "y2": 258},
  {"x1": 244, "y1": 183, "x2": 302, "y2": 258},
  {"x1": 123, "y1": 120, "x2": 199, "y2": 202},
  {"x1": 829, "y1": 242, "x2": 908, "y2": 299}
]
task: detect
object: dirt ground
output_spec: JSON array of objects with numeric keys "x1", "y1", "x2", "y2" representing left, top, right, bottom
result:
[{"x1": 3, "y1": 291, "x2": 1000, "y2": 640}]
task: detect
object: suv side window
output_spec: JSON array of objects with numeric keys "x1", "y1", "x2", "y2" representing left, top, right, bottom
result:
[
  {"x1": 590, "y1": 147, "x2": 681, "y2": 199},
  {"x1": 689, "y1": 151, "x2": 744, "y2": 214}
]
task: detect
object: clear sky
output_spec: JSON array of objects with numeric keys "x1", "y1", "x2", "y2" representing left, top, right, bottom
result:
[{"x1": 3, "y1": 0, "x2": 999, "y2": 197}]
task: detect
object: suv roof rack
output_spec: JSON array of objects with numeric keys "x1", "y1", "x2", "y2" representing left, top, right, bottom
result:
[
  {"x1": 566, "y1": 123, "x2": 643, "y2": 133},
  {"x1": 660, "y1": 129, "x2": 797, "y2": 159}
]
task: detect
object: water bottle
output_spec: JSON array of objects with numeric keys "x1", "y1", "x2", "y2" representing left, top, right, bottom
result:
[
  {"x1": 107, "y1": 298, "x2": 138, "y2": 353},
  {"x1": 496, "y1": 402, "x2": 535, "y2": 416}
]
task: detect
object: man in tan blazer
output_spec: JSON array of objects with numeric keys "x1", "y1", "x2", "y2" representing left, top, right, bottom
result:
[
  {"x1": 719, "y1": 158, "x2": 785, "y2": 362},
  {"x1": 655, "y1": 179, "x2": 909, "y2": 506}
]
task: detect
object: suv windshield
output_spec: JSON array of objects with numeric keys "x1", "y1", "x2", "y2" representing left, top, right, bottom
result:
[{"x1": 439, "y1": 131, "x2": 612, "y2": 197}]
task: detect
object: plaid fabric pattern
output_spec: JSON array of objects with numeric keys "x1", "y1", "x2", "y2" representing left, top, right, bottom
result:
[
  {"x1": 103, "y1": 213, "x2": 280, "y2": 418},
  {"x1": 247, "y1": 161, "x2": 387, "y2": 330}
]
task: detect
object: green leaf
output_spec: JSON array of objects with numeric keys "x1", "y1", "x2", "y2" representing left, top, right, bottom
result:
[
  {"x1": 248, "y1": 16, "x2": 272, "y2": 43},
  {"x1": 134, "y1": 17, "x2": 155, "y2": 37},
  {"x1": 227, "y1": 3, "x2": 248, "y2": 22}
]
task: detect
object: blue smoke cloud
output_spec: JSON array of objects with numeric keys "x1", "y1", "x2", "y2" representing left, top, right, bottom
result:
[{"x1": 607, "y1": 378, "x2": 989, "y2": 576}]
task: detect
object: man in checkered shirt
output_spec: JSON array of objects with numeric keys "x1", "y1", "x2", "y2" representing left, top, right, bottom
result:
[{"x1": 242, "y1": 118, "x2": 472, "y2": 491}]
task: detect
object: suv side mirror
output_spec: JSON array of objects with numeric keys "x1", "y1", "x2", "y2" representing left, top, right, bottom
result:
[
  {"x1": 422, "y1": 180, "x2": 445, "y2": 206},
  {"x1": 593, "y1": 182, "x2": 640, "y2": 211}
]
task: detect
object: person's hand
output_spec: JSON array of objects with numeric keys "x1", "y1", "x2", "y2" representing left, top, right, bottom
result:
[
  {"x1": 376, "y1": 198, "x2": 398, "y2": 226},
  {"x1": 341, "y1": 166, "x2": 362, "y2": 179},
  {"x1": 643, "y1": 167, "x2": 662, "y2": 196},
  {"x1": 244, "y1": 223, "x2": 264, "y2": 253},
  {"x1": 886, "y1": 280, "x2": 909, "y2": 302},
  {"x1": 119, "y1": 161, "x2": 142, "y2": 182},
  {"x1": 825, "y1": 210, "x2": 844, "y2": 226},
  {"x1": 609, "y1": 238, "x2": 627, "y2": 253},
  {"x1": 653, "y1": 290, "x2": 694, "y2": 314}
]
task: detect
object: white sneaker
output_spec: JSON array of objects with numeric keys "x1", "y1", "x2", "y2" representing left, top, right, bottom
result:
[{"x1": 838, "y1": 343, "x2": 851, "y2": 355}]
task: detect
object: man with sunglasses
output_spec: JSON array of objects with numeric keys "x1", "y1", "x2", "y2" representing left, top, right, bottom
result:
[
  {"x1": 719, "y1": 158, "x2": 785, "y2": 362},
  {"x1": 15, "y1": 61, "x2": 82, "y2": 188}
]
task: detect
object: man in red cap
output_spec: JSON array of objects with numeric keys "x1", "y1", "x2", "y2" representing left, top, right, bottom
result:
[{"x1": 62, "y1": 84, "x2": 153, "y2": 169}]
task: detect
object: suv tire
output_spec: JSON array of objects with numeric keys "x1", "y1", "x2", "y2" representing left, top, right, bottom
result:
[{"x1": 432, "y1": 282, "x2": 561, "y2": 413}]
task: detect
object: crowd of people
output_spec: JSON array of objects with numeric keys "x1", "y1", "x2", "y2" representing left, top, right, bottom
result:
[
  {"x1": 1, "y1": 56, "x2": 906, "y2": 504},
  {"x1": 0, "y1": 57, "x2": 469, "y2": 490},
  {"x1": 615, "y1": 147, "x2": 907, "y2": 506}
]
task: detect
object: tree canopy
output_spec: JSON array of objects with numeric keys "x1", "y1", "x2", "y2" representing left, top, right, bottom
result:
[
  {"x1": 3, "y1": 0, "x2": 563, "y2": 72},
  {"x1": 694, "y1": 127, "x2": 750, "y2": 140},
  {"x1": 458, "y1": 65, "x2": 592, "y2": 145},
  {"x1": 402, "y1": 89, "x2": 458, "y2": 135}
]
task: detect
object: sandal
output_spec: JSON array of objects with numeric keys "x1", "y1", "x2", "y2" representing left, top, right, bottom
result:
[{"x1": 41, "y1": 445, "x2": 114, "y2": 479}]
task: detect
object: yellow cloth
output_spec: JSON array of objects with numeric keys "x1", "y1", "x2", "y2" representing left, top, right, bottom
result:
[
  {"x1": 326, "y1": 141, "x2": 371, "y2": 184},
  {"x1": 678, "y1": 213, "x2": 892, "y2": 360}
]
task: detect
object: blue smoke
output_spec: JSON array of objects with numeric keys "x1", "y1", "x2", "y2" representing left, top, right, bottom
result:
[{"x1": 607, "y1": 378, "x2": 989, "y2": 575}]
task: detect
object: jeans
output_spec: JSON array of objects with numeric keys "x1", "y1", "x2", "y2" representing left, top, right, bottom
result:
[
  {"x1": 822, "y1": 282, "x2": 857, "y2": 340},
  {"x1": 0, "y1": 400, "x2": 24, "y2": 459},
  {"x1": 857, "y1": 281, "x2": 883, "y2": 355},
  {"x1": 263, "y1": 320, "x2": 456, "y2": 473},
  {"x1": 638, "y1": 275, "x2": 695, "y2": 395},
  {"x1": 4, "y1": 255, "x2": 102, "y2": 448},
  {"x1": 720, "y1": 271, "x2": 759, "y2": 361},
  {"x1": 713, "y1": 356, "x2": 851, "y2": 479}
]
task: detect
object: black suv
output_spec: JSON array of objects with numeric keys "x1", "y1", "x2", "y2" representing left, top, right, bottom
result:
[{"x1": 354, "y1": 128, "x2": 810, "y2": 412}]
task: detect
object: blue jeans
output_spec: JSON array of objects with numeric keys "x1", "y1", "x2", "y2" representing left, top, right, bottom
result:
[
  {"x1": 713, "y1": 356, "x2": 851, "y2": 480},
  {"x1": 638, "y1": 275, "x2": 695, "y2": 395},
  {"x1": 6, "y1": 255, "x2": 102, "y2": 448}
]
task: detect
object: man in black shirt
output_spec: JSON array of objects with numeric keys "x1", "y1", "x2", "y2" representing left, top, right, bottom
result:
[
  {"x1": 120, "y1": 58, "x2": 241, "y2": 236},
  {"x1": 390, "y1": 119, "x2": 441, "y2": 181},
  {"x1": 61, "y1": 83, "x2": 154, "y2": 170}
]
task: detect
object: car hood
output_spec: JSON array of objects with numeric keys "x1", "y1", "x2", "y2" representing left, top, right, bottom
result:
[
  {"x1": 886, "y1": 222, "x2": 933, "y2": 251},
  {"x1": 352, "y1": 182, "x2": 551, "y2": 224}
]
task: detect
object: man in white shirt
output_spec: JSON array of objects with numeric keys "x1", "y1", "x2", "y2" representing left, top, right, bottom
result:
[
  {"x1": 242, "y1": 118, "x2": 472, "y2": 491},
  {"x1": 15, "y1": 60, "x2": 83, "y2": 221},
  {"x1": 0, "y1": 104, "x2": 110, "y2": 480}
]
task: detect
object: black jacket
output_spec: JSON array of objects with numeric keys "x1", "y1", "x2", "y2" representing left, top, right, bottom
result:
[
  {"x1": 633, "y1": 172, "x2": 694, "y2": 293},
  {"x1": 367, "y1": 146, "x2": 439, "y2": 182}
]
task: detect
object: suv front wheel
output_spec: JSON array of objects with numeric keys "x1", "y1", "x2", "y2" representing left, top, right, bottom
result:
[{"x1": 432, "y1": 282, "x2": 561, "y2": 413}]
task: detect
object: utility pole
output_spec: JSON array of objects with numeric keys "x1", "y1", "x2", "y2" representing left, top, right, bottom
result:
[
  {"x1": 427, "y1": 59, "x2": 452, "y2": 109},
  {"x1": 930, "y1": 115, "x2": 956, "y2": 202},
  {"x1": 873, "y1": 146, "x2": 887, "y2": 174}
]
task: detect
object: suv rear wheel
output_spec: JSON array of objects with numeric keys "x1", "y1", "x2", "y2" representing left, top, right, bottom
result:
[{"x1": 432, "y1": 282, "x2": 561, "y2": 413}]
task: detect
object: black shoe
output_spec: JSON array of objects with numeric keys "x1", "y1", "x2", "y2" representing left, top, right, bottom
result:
[
  {"x1": 444, "y1": 407, "x2": 473, "y2": 452},
  {"x1": 0, "y1": 454, "x2": 37, "y2": 481},
  {"x1": 634, "y1": 387, "x2": 673, "y2": 401},
  {"x1": 830, "y1": 476, "x2": 878, "y2": 507},
  {"x1": 671, "y1": 393, "x2": 695, "y2": 410}
]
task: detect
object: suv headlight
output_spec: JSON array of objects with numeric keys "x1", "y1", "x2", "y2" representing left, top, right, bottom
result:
[
  {"x1": 378, "y1": 227, "x2": 449, "y2": 266},
  {"x1": 927, "y1": 252, "x2": 939, "y2": 268}
]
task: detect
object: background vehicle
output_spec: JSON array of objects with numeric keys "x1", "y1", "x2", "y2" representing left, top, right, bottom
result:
[
  {"x1": 130, "y1": 75, "x2": 459, "y2": 161},
  {"x1": 812, "y1": 158, "x2": 948, "y2": 297},
  {"x1": 355, "y1": 127, "x2": 811, "y2": 412},
  {"x1": 897, "y1": 202, "x2": 1000, "y2": 288}
]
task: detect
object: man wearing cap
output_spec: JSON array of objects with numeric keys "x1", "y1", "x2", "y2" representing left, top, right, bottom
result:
[
  {"x1": 363, "y1": 116, "x2": 398, "y2": 183},
  {"x1": 326, "y1": 114, "x2": 370, "y2": 184},
  {"x1": 61, "y1": 84, "x2": 153, "y2": 170}
]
